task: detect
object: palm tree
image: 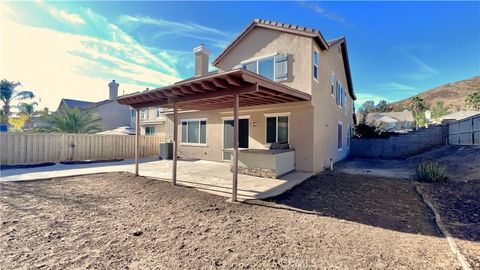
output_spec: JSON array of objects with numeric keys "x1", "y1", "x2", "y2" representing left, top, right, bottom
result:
[
  {"x1": 411, "y1": 96, "x2": 427, "y2": 128},
  {"x1": 411, "y1": 96, "x2": 426, "y2": 113},
  {"x1": 17, "y1": 102, "x2": 38, "y2": 129},
  {"x1": 0, "y1": 79, "x2": 34, "y2": 125},
  {"x1": 37, "y1": 107, "x2": 102, "y2": 134}
]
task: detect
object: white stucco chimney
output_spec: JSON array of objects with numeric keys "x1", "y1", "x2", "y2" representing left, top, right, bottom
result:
[
  {"x1": 108, "y1": 79, "x2": 119, "y2": 100},
  {"x1": 193, "y1": 44, "x2": 210, "y2": 77}
]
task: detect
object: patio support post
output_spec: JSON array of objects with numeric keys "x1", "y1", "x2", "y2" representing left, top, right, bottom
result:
[
  {"x1": 232, "y1": 94, "x2": 239, "y2": 202},
  {"x1": 172, "y1": 101, "x2": 178, "y2": 185},
  {"x1": 134, "y1": 107, "x2": 140, "y2": 176}
]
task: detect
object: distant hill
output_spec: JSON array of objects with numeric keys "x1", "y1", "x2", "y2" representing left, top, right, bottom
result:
[{"x1": 389, "y1": 76, "x2": 480, "y2": 111}]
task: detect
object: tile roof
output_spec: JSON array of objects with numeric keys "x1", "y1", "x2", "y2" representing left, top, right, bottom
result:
[
  {"x1": 366, "y1": 111, "x2": 415, "y2": 123},
  {"x1": 211, "y1": 19, "x2": 355, "y2": 100},
  {"x1": 61, "y1": 99, "x2": 95, "y2": 109}
]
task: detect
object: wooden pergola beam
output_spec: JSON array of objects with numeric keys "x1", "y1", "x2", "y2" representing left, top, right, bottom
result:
[
  {"x1": 189, "y1": 83, "x2": 205, "y2": 93},
  {"x1": 226, "y1": 75, "x2": 242, "y2": 86},
  {"x1": 212, "y1": 77, "x2": 228, "y2": 88},
  {"x1": 200, "y1": 81, "x2": 216, "y2": 91}
]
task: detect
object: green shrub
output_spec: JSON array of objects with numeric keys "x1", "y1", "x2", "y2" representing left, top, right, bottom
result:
[{"x1": 415, "y1": 160, "x2": 447, "y2": 183}]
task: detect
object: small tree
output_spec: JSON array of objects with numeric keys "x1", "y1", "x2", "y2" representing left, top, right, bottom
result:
[
  {"x1": 357, "y1": 100, "x2": 376, "y2": 115},
  {"x1": 465, "y1": 91, "x2": 480, "y2": 110},
  {"x1": 431, "y1": 101, "x2": 449, "y2": 120},
  {"x1": 36, "y1": 107, "x2": 102, "y2": 134},
  {"x1": 376, "y1": 100, "x2": 391, "y2": 112},
  {"x1": 0, "y1": 79, "x2": 34, "y2": 125}
]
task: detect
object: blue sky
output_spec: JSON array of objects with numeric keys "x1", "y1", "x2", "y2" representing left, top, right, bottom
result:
[{"x1": 1, "y1": 1, "x2": 479, "y2": 110}]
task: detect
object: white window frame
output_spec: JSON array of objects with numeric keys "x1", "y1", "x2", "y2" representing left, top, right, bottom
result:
[
  {"x1": 242, "y1": 54, "x2": 277, "y2": 81},
  {"x1": 337, "y1": 121, "x2": 343, "y2": 151},
  {"x1": 156, "y1": 107, "x2": 164, "y2": 118},
  {"x1": 336, "y1": 81, "x2": 343, "y2": 109},
  {"x1": 313, "y1": 49, "x2": 319, "y2": 83},
  {"x1": 131, "y1": 109, "x2": 135, "y2": 118},
  {"x1": 221, "y1": 116, "x2": 250, "y2": 161},
  {"x1": 145, "y1": 126, "x2": 156, "y2": 136},
  {"x1": 141, "y1": 108, "x2": 148, "y2": 120},
  {"x1": 264, "y1": 112, "x2": 291, "y2": 145},
  {"x1": 180, "y1": 118, "x2": 208, "y2": 146}
]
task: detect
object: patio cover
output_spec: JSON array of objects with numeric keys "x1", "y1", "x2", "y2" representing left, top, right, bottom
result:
[
  {"x1": 116, "y1": 69, "x2": 311, "y2": 110},
  {"x1": 116, "y1": 69, "x2": 311, "y2": 202}
]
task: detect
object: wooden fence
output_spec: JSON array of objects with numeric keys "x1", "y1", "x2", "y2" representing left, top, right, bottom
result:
[
  {"x1": 449, "y1": 114, "x2": 480, "y2": 145},
  {"x1": 0, "y1": 133, "x2": 165, "y2": 165}
]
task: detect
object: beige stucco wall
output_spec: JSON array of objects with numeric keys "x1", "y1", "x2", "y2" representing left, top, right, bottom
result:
[
  {"x1": 130, "y1": 106, "x2": 167, "y2": 136},
  {"x1": 86, "y1": 101, "x2": 131, "y2": 131},
  {"x1": 215, "y1": 27, "x2": 313, "y2": 95},
  {"x1": 140, "y1": 123, "x2": 165, "y2": 136},
  {"x1": 164, "y1": 102, "x2": 314, "y2": 171},
  {"x1": 162, "y1": 26, "x2": 354, "y2": 173},
  {"x1": 311, "y1": 41, "x2": 354, "y2": 172}
]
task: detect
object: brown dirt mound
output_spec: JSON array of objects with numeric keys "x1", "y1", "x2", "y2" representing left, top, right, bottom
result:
[{"x1": 0, "y1": 172, "x2": 460, "y2": 269}]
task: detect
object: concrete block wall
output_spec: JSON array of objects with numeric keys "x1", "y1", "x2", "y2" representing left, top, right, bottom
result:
[{"x1": 350, "y1": 125, "x2": 447, "y2": 159}]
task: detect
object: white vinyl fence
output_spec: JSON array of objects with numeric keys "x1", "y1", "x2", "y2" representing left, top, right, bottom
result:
[
  {"x1": 449, "y1": 114, "x2": 480, "y2": 145},
  {"x1": 0, "y1": 133, "x2": 165, "y2": 165}
]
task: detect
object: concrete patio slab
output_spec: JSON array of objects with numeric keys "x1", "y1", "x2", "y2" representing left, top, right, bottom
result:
[{"x1": 0, "y1": 158, "x2": 312, "y2": 201}]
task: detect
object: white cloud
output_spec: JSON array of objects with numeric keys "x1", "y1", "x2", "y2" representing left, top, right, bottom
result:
[
  {"x1": 374, "y1": 82, "x2": 417, "y2": 93},
  {"x1": 39, "y1": 2, "x2": 86, "y2": 25},
  {"x1": 355, "y1": 93, "x2": 390, "y2": 107},
  {"x1": 0, "y1": 16, "x2": 181, "y2": 111},
  {"x1": 396, "y1": 44, "x2": 439, "y2": 80},
  {"x1": 0, "y1": 2, "x2": 16, "y2": 16},
  {"x1": 299, "y1": 1, "x2": 352, "y2": 26},
  {"x1": 118, "y1": 15, "x2": 232, "y2": 48}
]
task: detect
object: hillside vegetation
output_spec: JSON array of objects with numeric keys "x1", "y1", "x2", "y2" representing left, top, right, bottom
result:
[{"x1": 390, "y1": 76, "x2": 480, "y2": 111}]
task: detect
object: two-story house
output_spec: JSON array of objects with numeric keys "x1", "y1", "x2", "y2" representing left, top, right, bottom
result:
[
  {"x1": 129, "y1": 106, "x2": 166, "y2": 135},
  {"x1": 118, "y1": 19, "x2": 356, "y2": 177},
  {"x1": 58, "y1": 80, "x2": 132, "y2": 131}
]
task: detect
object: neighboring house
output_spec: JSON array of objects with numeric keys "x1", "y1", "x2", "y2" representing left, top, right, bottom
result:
[
  {"x1": 436, "y1": 110, "x2": 480, "y2": 124},
  {"x1": 58, "y1": 80, "x2": 132, "y2": 131},
  {"x1": 119, "y1": 19, "x2": 356, "y2": 175},
  {"x1": 364, "y1": 111, "x2": 415, "y2": 132},
  {"x1": 130, "y1": 106, "x2": 167, "y2": 136}
]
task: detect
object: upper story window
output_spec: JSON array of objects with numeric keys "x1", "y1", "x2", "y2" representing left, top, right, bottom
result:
[
  {"x1": 156, "y1": 107, "x2": 164, "y2": 118},
  {"x1": 336, "y1": 81, "x2": 344, "y2": 108},
  {"x1": 330, "y1": 72, "x2": 335, "y2": 96},
  {"x1": 141, "y1": 108, "x2": 148, "y2": 119},
  {"x1": 313, "y1": 50, "x2": 319, "y2": 81},
  {"x1": 242, "y1": 54, "x2": 288, "y2": 82}
]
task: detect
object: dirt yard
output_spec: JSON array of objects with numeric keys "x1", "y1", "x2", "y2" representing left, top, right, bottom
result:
[
  {"x1": 418, "y1": 180, "x2": 480, "y2": 269},
  {"x1": 0, "y1": 172, "x2": 472, "y2": 269}
]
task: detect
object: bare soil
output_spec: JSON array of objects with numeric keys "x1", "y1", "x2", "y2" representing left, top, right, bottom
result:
[
  {"x1": 418, "y1": 180, "x2": 480, "y2": 269},
  {"x1": 0, "y1": 172, "x2": 464, "y2": 269}
]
